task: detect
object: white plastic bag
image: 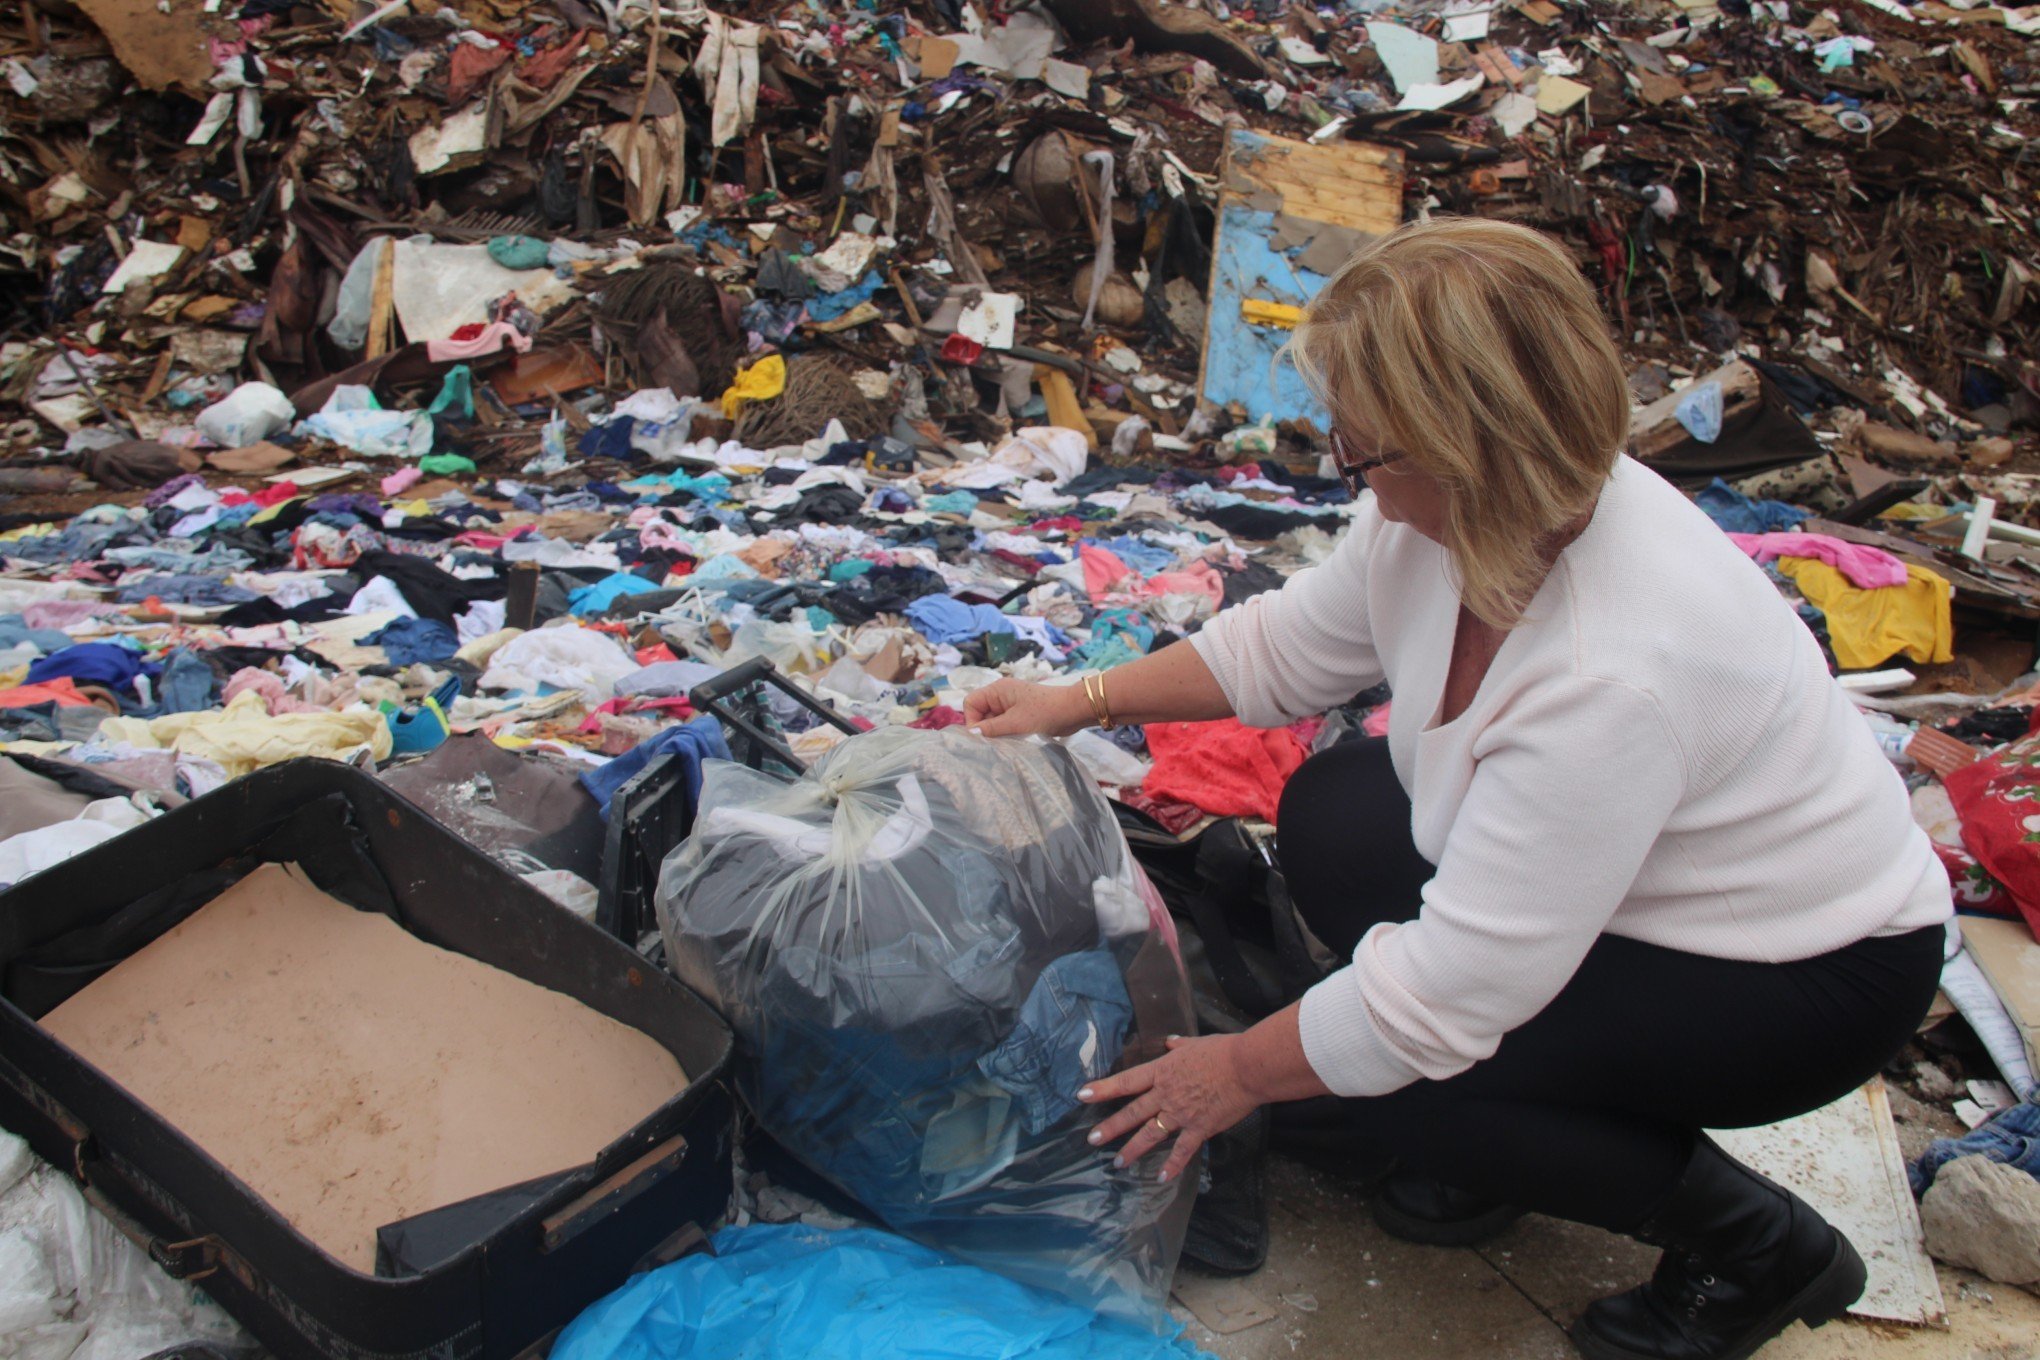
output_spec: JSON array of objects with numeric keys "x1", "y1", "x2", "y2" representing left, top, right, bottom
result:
[
  {"x1": 0, "y1": 1129, "x2": 248, "y2": 1360},
  {"x1": 194, "y1": 382, "x2": 295, "y2": 449}
]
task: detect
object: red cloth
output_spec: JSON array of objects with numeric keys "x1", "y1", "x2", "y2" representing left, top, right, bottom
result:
[
  {"x1": 517, "y1": 31, "x2": 589, "y2": 90},
  {"x1": 1943, "y1": 732, "x2": 2040, "y2": 937},
  {"x1": 908, "y1": 705, "x2": 966, "y2": 730},
  {"x1": 447, "y1": 40, "x2": 513, "y2": 104},
  {"x1": 1115, "y1": 789, "x2": 1206, "y2": 834},
  {"x1": 1142, "y1": 718, "x2": 1307, "y2": 825},
  {"x1": 636, "y1": 643, "x2": 680, "y2": 666}
]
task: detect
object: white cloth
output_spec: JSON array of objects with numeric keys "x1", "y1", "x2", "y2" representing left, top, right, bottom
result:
[
  {"x1": 1191, "y1": 455, "x2": 1953, "y2": 1098},
  {"x1": 479, "y1": 626, "x2": 638, "y2": 704}
]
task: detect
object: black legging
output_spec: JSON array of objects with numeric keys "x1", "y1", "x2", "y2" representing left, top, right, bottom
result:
[{"x1": 1275, "y1": 738, "x2": 1943, "y2": 1232}]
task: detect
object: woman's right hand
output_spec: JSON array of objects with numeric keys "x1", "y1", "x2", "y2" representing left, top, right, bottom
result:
[{"x1": 965, "y1": 678, "x2": 1092, "y2": 738}]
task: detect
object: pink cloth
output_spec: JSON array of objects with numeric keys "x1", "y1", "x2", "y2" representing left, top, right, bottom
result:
[
  {"x1": 1726, "y1": 532, "x2": 1908, "y2": 590},
  {"x1": 1142, "y1": 562, "x2": 1225, "y2": 610},
  {"x1": 423, "y1": 321, "x2": 534, "y2": 363},
  {"x1": 18, "y1": 602, "x2": 121, "y2": 629},
  {"x1": 1079, "y1": 544, "x2": 1135, "y2": 599},
  {"x1": 1361, "y1": 702, "x2": 1393, "y2": 738},
  {"x1": 381, "y1": 467, "x2": 424, "y2": 497},
  {"x1": 222, "y1": 667, "x2": 325, "y2": 715},
  {"x1": 1080, "y1": 547, "x2": 1224, "y2": 611}
]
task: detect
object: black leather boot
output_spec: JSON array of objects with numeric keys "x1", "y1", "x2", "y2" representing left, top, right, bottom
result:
[
  {"x1": 1371, "y1": 1171, "x2": 1525, "y2": 1247},
  {"x1": 1571, "y1": 1137, "x2": 1866, "y2": 1360}
]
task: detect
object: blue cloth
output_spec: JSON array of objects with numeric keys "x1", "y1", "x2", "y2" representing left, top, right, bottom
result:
[
  {"x1": 904, "y1": 595, "x2": 1016, "y2": 645},
  {"x1": 1090, "y1": 535, "x2": 1176, "y2": 576},
  {"x1": 366, "y1": 617, "x2": 460, "y2": 666},
  {"x1": 112, "y1": 574, "x2": 260, "y2": 607},
  {"x1": 979, "y1": 950, "x2": 1133, "y2": 1135},
  {"x1": 1911, "y1": 1091, "x2": 2040, "y2": 1197},
  {"x1": 552, "y1": 1224, "x2": 1212, "y2": 1360},
  {"x1": 26, "y1": 643, "x2": 158, "y2": 694},
  {"x1": 580, "y1": 715, "x2": 731, "y2": 818},
  {"x1": 569, "y1": 572, "x2": 660, "y2": 616},
  {"x1": 805, "y1": 270, "x2": 885, "y2": 322},
  {"x1": 155, "y1": 648, "x2": 218, "y2": 715},
  {"x1": 0, "y1": 617, "x2": 76, "y2": 655},
  {"x1": 925, "y1": 490, "x2": 978, "y2": 516},
  {"x1": 578, "y1": 419, "x2": 637, "y2": 462},
  {"x1": 1694, "y1": 478, "x2": 1810, "y2": 534}
]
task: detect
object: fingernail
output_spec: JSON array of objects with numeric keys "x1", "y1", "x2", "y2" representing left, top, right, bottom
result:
[
  {"x1": 1087, "y1": 1130, "x2": 1102, "y2": 1145},
  {"x1": 1158, "y1": 1169, "x2": 1172, "y2": 1184},
  {"x1": 1166, "y1": 1035, "x2": 1183, "y2": 1042},
  {"x1": 1113, "y1": 1155, "x2": 1126, "y2": 1169},
  {"x1": 1077, "y1": 1087, "x2": 1094, "y2": 1101}
]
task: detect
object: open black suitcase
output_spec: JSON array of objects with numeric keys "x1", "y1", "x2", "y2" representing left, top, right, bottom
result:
[{"x1": 0, "y1": 759, "x2": 736, "y2": 1360}]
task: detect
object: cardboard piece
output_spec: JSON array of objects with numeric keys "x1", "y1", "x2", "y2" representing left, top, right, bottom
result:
[
  {"x1": 42, "y1": 862, "x2": 686, "y2": 1272},
  {"x1": 916, "y1": 35, "x2": 961, "y2": 81},
  {"x1": 1714, "y1": 1081, "x2": 1946, "y2": 1326},
  {"x1": 1042, "y1": 56, "x2": 1092, "y2": 99},
  {"x1": 206, "y1": 441, "x2": 297, "y2": 474},
  {"x1": 102, "y1": 241, "x2": 185, "y2": 293},
  {"x1": 73, "y1": 0, "x2": 220, "y2": 94},
  {"x1": 1172, "y1": 1274, "x2": 1278, "y2": 1335},
  {"x1": 409, "y1": 103, "x2": 491, "y2": 177},
  {"x1": 1397, "y1": 73, "x2": 1486, "y2": 111},
  {"x1": 1961, "y1": 915, "x2": 2040, "y2": 1077},
  {"x1": 1534, "y1": 73, "x2": 1593, "y2": 115}
]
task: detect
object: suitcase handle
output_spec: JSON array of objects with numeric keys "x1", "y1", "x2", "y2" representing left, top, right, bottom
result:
[
  {"x1": 68, "y1": 1137, "x2": 228, "y2": 1282},
  {"x1": 539, "y1": 1134, "x2": 689, "y2": 1253}
]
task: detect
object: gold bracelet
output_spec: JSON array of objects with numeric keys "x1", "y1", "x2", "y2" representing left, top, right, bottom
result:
[{"x1": 1085, "y1": 672, "x2": 1117, "y2": 731}]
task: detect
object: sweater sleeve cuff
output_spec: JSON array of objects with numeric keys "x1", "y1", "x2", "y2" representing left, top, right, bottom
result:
[{"x1": 1298, "y1": 966, "x2": 1419, "y2": 1098}]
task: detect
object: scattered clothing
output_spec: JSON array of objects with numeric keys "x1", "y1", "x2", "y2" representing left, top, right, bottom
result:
[
  {"x1": 1142, "y1": 718, "x2": 1307, "y2": 825},
  {"x1": 1725, "y1": 532, "x2": 1908, "y2": 589},
  {"x1": 1774, "y1": 557, "x2": 1953, "y2": 669}
]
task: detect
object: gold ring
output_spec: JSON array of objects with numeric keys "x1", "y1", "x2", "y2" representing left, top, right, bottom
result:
[{"x1": 1152, "y1": 1114, "x2": 1172, "y2": 1135}]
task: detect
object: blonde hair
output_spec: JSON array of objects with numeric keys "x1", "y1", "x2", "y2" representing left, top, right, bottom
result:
[{"x1": 1289, "y1": 217, "x2": 1629, "y2": 628}]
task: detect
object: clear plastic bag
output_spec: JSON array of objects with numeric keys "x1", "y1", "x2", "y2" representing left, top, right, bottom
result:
[{"x1": 656, "y1": 727, "x2": 1195, "y2": 1321}]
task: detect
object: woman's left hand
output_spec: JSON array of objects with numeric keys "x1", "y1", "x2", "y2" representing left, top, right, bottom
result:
[{"x1": 1080, "y1": 1034, "x2": 1263, "y2": 1184}]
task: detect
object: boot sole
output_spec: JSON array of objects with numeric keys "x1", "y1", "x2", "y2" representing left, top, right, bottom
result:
[
  {"x1": 1569, "y1": 1229, "x2": 1868, "y2": 1360},
  {"x1": 1372, "y1": 1197, "x2": 1526, "y2": 1248}
]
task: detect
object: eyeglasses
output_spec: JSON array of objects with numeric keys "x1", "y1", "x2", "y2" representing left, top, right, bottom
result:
[{"x1": 1330, "y1": 428, "x2": 1405, "y2": 492}]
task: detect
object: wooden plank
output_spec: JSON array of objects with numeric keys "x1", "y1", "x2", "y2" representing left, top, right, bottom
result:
[
  {"x1": 1220, "y1": 131, "x2": 1406, "y2": 235},
  {"x1": 1197, "y1": 129, "x2": 1407, "y2": 423}
]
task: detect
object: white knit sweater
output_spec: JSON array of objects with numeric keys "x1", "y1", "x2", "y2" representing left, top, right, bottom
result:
[{"x1": 1191, "y1": 455, "x2": 1952, "y2": 1098}]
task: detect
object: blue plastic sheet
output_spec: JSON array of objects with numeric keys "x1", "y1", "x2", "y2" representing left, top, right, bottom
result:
[{"x1": 551, "y1": 1225, "x2": 1215, "y2": 1360}]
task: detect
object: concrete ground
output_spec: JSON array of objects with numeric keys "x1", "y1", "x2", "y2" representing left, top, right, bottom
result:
[{"x1": 1171, "y1": 1156, "x2": 2040, "y2": 1360}]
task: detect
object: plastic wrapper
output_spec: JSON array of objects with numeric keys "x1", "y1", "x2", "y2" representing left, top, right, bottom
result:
[
  {"x1": 656, "y1": 727, "x2": 1195, "y2": 1320},
  {"x1": 0, "y1": 1129, "x2": 248, "y2": 1360}
]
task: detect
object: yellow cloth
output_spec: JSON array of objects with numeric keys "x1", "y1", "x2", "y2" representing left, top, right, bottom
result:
[
  {"x1": 97, "y1": 690, "x2": 393, "y2": 777},
  {"x1": 1775, "y1": 557, "x2": 1953, "y2": 670},
  {"x1": 719, "y1": 354, "x2": 787, "y2": 419}
]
